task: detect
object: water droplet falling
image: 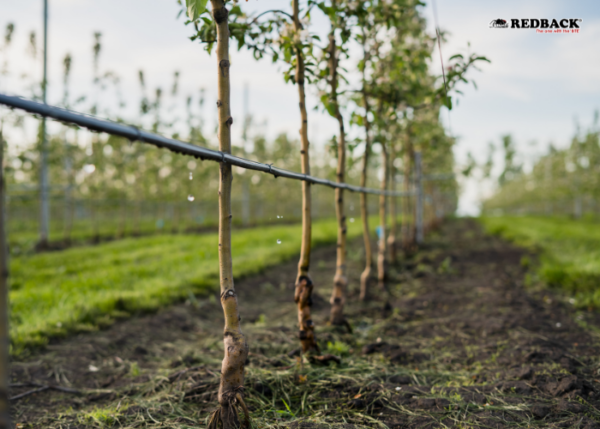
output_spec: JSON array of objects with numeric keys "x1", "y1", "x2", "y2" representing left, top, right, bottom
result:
[
  {"x1": 350, "y1": 218, "x2": 355, "y2": 223},
  {"x1": 276, "y1": 239, "x2": 282, "y2": 244},
  {"x1": 189, "y1": 172, "x2": 193, "y2": 180},
  {"x1": 187, "y1": 195, "x2": 195, "y2": 202}
]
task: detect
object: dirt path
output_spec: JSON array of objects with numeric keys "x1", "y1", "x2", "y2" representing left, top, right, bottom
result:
[{"x1": 10, "y1": 219, "x2": 600, "y2": 428}]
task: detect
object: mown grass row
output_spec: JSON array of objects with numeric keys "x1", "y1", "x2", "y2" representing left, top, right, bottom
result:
[
  {"x1": 480, "y1": 215, "x2": 600, "y2": 308},
  {"x1": 9, "y1": 219, "x2": 371, "y2": 355}
]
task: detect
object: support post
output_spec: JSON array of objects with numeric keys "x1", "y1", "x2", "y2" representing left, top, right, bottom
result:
[
  {"x1": 415, "y1": 151, "x2": 424, "y2": 245},
  {"x1": 63, "y1": 130, "x2": 73, "y2": 242},
  {"x1": 0, "y1": 127, "x2": 12, "y2": 429},
  {"x1": 39, "y1": 0, "x2": 50, "y2": 246}
]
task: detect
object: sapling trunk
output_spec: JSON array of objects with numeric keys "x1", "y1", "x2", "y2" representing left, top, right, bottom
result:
[
  {"x1": 328, "y1": 11, "x2": 350, "y2": 330},
  {"x1": 377, "y1": 143, "x2": 388, "y2": 290},
  {"x1": 359, "y1": 33, "x2": 373, "y2": 302},
  {"x1": 387, "y1": 141, "x2": 398, "y2": 263},
  {"x1": 359, "y1": 132, "x2": 372, "y2": 301},
  {"x1": 0, "y1": 127, "x2": 11, "y2": 429},
  {"x1": 292, "y1": 0, "x2": 319, "y2": 354},
  {"x1": 402, "y1": 142, "x2": 415, "y2": 254},
  {"x1": 207, "y1": 1, "x2": 250, "y2": 428}
]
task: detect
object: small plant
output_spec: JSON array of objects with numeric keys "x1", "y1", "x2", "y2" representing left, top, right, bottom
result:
[
  {"x1": 326, "y1": 340, "x2": 351, "y2": 357},
  {"x1": 438, "y1": 256, "x2": 453, "y2": 274},
  {"x1": 82, "y1": 407, "x2": 118, "y2": 427},
  {"x1": 255, "y1": 314, "x2": 267, "y2": 326},
  {"x1": 129, "y1": 361, "x2": 140, "y2": 377}
]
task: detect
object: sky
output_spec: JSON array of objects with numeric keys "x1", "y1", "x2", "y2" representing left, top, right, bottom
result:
[{"x1": 1, "y1": 0, "x2": 599, "y2": 215}]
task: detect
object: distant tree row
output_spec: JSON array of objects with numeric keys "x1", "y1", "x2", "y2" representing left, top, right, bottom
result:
[{"x1": 482, "y1": 113, "x2": 600, "y2": 218}]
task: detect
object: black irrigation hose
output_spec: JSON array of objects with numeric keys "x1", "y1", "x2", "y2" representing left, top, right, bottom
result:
[{"x1": 0, "y1": 93, "x2": 421, "y2": 197}]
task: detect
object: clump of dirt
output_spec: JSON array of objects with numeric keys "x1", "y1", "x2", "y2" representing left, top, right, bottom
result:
[{"x1": 9, "y1": 219, "x2": 600, "y2": 428}]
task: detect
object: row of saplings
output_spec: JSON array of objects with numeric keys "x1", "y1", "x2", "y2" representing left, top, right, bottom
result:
[{"x1": 182, "y1": 0, "x2": 482, "y2": 427}]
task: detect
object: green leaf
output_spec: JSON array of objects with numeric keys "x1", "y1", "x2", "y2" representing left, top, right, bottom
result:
[{"x1": 186, "y1": 0, "x2": 208, "y2": 21}]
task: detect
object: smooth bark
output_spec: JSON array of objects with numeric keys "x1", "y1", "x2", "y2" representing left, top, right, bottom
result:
[
  {"x1": 377, "y1": 143, "x2": 388, "y2": 290},
  {"x1": 292, "y1": 0, "x2": 319, "y2": 354},
  {"x1": 359, "y1": 35, "x2": 373, "y2": 302},
  {"x1": 208, "y1": 2, "x2": 249, "y2": 428},
  {"x1": 328, "y1": 5, "x2": 349, "y2": 330}
]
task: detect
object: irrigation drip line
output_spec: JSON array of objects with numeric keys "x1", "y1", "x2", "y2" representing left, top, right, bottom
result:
[{"x1": 0, "y1": 93, "x2": 435, "y2": 198}]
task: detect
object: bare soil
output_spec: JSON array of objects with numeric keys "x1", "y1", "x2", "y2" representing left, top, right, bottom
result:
[{"x1": 10, "y1": 219, "x2": 600, "y2": 428}]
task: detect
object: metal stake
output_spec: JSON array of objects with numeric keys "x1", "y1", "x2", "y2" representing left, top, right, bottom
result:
[
  {"x1": 39, "y1": 0, "x2": 50, "y2": 246},
  {"x1": 0, "y1": 127, "x2": 12, "y2": 429}
]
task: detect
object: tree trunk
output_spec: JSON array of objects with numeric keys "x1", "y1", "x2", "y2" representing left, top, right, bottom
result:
[
  {"x1": 207, "y1": 2, "x2": 249, "y2": 428},
  {"x1": 387, "y1": 141, "x2": 397, "y2": 263},
  {"x1": 377, "y1": 144, "x2": 388, "y2": 290},
  {"x1": 359, "y1": 143, "x2": 372, "y2": 300},
  {"x1": 328, "y1": 10, "x2": 350, "y2": 331},
  {"x1": 292, "y1": 0, "x2": 319, "y2": 355},
  {"x1": 0, "y1": 126, "x2": 12, "y2": 429},
  {"x1": 359, "y1": 33, "x2": 373, "y2": 302}
]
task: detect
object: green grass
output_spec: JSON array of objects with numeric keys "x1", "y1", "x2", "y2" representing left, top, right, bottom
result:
[
  {"x1": 480, "y1": 215, "x2": 600, "y2": 308},
  {"x1": 9, "y1": 218, "x2": 368, "y2": 354}
]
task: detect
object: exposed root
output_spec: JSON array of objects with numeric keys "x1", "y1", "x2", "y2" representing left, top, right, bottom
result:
[
  {"x1": 235, "y1": 392, "x2": 250, "y2": 428},
  {"x1": 212, "y1": 288, "x2": 249, "y2": 429},
  {"x1": 207, "y1": 408, "x2": 222, "y2": 429},
  {"x1": 208, "y1": 388, "x2": 250, "y2": 429}
]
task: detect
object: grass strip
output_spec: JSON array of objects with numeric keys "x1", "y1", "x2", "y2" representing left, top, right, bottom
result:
[
  {"x1": 480, "y1": 215, "x2": 600, "y2": 308},
  {"x1": 9, "y1": 218, "x2": 371, "y2": 354}
]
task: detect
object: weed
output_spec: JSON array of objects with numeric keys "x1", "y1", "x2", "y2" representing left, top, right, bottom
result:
[
  {"x1": 326, "y1": 341, "x2": 351, "y2": 357},
  {"x1": 129, "y1": 362, "x2": 140, "y2": 377}
]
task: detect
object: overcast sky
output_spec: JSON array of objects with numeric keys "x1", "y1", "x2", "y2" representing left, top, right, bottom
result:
[{"x1": 1, "y1": 0, "x2": 599, "y2": 215}]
